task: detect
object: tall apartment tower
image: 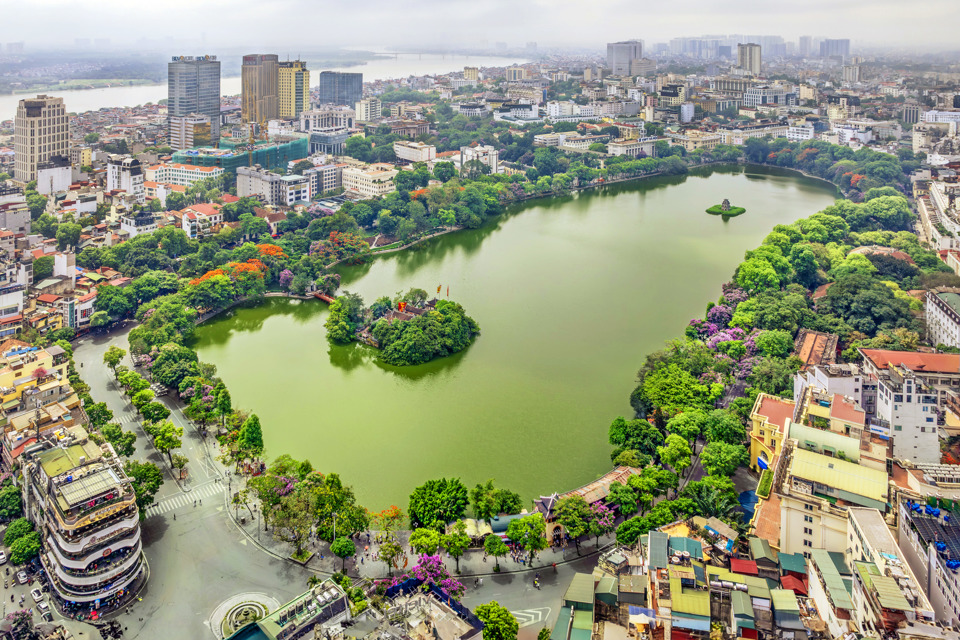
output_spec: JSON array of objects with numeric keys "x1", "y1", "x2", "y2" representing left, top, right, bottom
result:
[
  {"x1": 737, "y1": 43, "x2": 762, "y2": 76},
  {"x1": 167, "y1": 55, "x2": 221, "y2": 149},
  {"x1": 317, "y1": 71, "x2": 363, "y2": 107},
  {"x1": 820, "y1": 39, "x2": 851, "y2": 58},
  {"x1": 606, "y1": 40, "x2": 643, "y2": 76},
  {"x1": 798, "y1": 35, "x2": 812, "y2": 57},
  {"x1": 14, "y1": 95, "x2": 68, "y2": 183},
  {"x1": 278, "y1": 60, "x2": 310, "y2": 120},
  {"x1": 242, "y1": 54, "x2": 280, "y2": 123}
]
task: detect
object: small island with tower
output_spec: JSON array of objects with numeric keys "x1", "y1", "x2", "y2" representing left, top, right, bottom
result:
[{"x1": 706, "y1": 198, "x2": 747, "y2": 217}]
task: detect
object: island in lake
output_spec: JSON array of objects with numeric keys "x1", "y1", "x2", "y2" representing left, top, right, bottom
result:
[
  {"x1": 706, "y1": 198, "x2": 746, "y2": 217},
  {"x1": 324, "y1": 288, "x2": 480, "y2": 366}
]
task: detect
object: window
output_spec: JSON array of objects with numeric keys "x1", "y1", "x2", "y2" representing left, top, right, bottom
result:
[
  {"x1": 895, "y1": 425, "x2": 903, "y2": 432},
  {"x1": 804, "y1": 527, "x2": 813, "y2": 535},
  {"x1": 803, "y1": 540, "x2": 813, "y2": 547},
  {"x1": 804, "y1": 515, "x2": 813, "y2": 523},
  {"x1": 804, "y1": 504, "x2": 814, "y2": 511},
  {"x1": 803, "y1": 551, "x2": 811, "y2": 559}
]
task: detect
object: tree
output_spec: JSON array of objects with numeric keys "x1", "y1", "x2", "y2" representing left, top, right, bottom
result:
[
  {"x1": 131, "y1": 389, "x2": 155, "y2": 413},
  {"x1": 554, "y1": 495, "x2": 592, "y2": 554},
  {"x1": 700, "y1": 442, "x2": 749, "y2": 476},
  {"x1": 588, "y1": 502, "x2": 616, "y2": 547},
  {"x1": 666, "y1": 410, "x2": 706, "y2": 443},
  {"x1": 216, "y1": 387, "x2": 233, "y2": 424},
  {"x1": 90, "y1": 310, "x2": 110, "y2": 329},
  {"x1": 606, "y1": 481, "x2": 638, "y2": 517},
  {"x1": 151, "y1": 420, "x2": 183, "y2": 465},
  {"x1": 103, "y1": 345, "x2": 127, "y2": 374},
  {"x1": 0, "y1": 484, "x2": 23, "y2": 520},
  {"x1": 471, "y1": 479, "x2": 523, "y2": 520},
  {"x1": 33, "y1": 256, "x2": 54, "y2": 281},
  {"x1": 331, "y1": 536, "x2": 357, "y2": 571},
  {"x1": 141, "y1": 401, "x2": 171, "y2": 424},
  {"x1": 484, "y1": 533, "x2": 509, "y2": 571},
  {"x1": 409, "y1": 477, "x2": 469, "y2": 530},
  {"x1": 410, "y1": 527, "x2": 442, "y2": 555},
  {"x1": 171, "y1": 453, "x2": 189, "y2": 479},
  {"x1": 238, "y1": 414, "x2": 264, "y2": 459},
  {"x1": 608, "y1": 416, "x2": 664, "y2": 459},
  {"x1": 379, "y1": 538, "x2": 404, "y2": 576},
  {"x1": 755, "y1": 329, "x2": 794, "y2": 358},
  {"x1": 3, "y1": 518, "x2": 32, "y2": 546},
  {"x1": 124, "y1": 460, "x2": 164, "y2": 515},
  {"x1": 56, "y1": 222, "x2": 82, "y2": 250},
  {"x1": 442, "y1": 520, "x2": 471, "y2": 572},
  {"x1": 657, "y1": 434, "x2": 692, "y2": 478},
  {"x1": 506, "y1": 513, "x2": 547, "y2": 566},
  {"x1": 102, "y1": 423, "x2": 137, "y2": 457},
  {"x1": 475, "y1": 602, "x2": 519, "y2": 640},
  {"x1": 9, "y1": 531, "x2": 41, "y2": 564},
  {"x1": 84, "y1": 133, "x2": 99, "y2": 143},
  {"x1": 434, "y1": 161, "x2": 457, "y2": 183},
  {"x1": 271, "y1": 488, "x2": 316, "y2": 559},
  {"x1": 292, "y1": 160, "x2": 315, "y2": 174},
  {"x1": 86, "y1": 401, "x2": 114, "y2": 427}
]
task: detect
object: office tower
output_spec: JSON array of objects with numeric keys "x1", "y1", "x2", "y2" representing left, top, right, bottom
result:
[
  {"x1": 14, "y1": 95, "x2": 68, "y2": 183},
  {"x1": 901, "y1": 104, "x2": 921, "y2": 124},
  {"x1": 606, "y1": 40, "x2": 643, "y2": 76},
  {"x1": 799, "y1": 36, "x2": 812, "y2": 57},
  {"x1": 242, "y1": 54, "x2": 279, "y2": 123},
  {"x1": 317, "y1": 71, "x2": 363, "y2": 107},
  {"x1": 463, "y1": 67, "x2": 479, "y2": 82},
  {"x1": 737, "y1": 43, "x2": 762, "y2": 76},
  {"x1": 167, "y1": 55, "x2": 221, "y2": 147},
  {"x1": 278, "y1": 60, "x2": 310, "y2": 120},
  {"x1": 820, "y1": 39, "x2": 850, "y2": 58}
]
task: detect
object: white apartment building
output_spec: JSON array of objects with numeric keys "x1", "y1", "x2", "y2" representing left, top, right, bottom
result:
[
  {"x1": 106, "y1": 155, "x2": 145, "y2": 204},
  {"x1": 35, "y1": 157, "x2": 71, "y2": 196},
  {"x1": 300, "y1": 107, "x2": 355, "y2": 131},
  {"x1": 926, "y1": 289, "x2": 960, "y2": 349},
  {"x1": 453, "y1": 103, "x2": 488, "y2": 117},
  {"x1": 144, "y1": 163, "x2": 224, "y2": 187},
  {"x1": 787, "y1": 124, "x2": 816, "y2": 141},
  {"x1": 458, "y1": 145, "x2": 499, "y2": 175},
  {"x1": 875, "y1": 365, "x2": 940, "y2": 464},
  {"x1": 393, "y1": 141, "x2": 436, "y2": 164},
  {"x1": 237, "y1": 165, "x2": 311, "y2": 206},
  {"x1": 303, "y1": 164, "x2": 343, "y2": 196},
  {"x1": 355, "y1": 98, "x2": 382, "y2": 122},
  {"x1": 924, "y1": 110, "x2": 960, "y2": 124},
  {"x1": 342, "y1": 164, "x2": 397, "y2": 199},
  {"x1": 718, "y1": 122, "x2": 789, "y2": 145},
  {"x1": 14, "y1": 95, "x2": 69, "y2": 183},
  {"x1": 120, "y1": 211, "x2": 159, "y2": 238}
]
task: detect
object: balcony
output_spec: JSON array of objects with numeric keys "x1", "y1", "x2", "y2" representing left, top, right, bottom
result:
[
  {"x1": 53, "y1": 541, "x2": 142, "y2": 581},
  {"x1": 47, "y1": 527, "x2": 140, "y2": 568},
  {"x1": 43, "y1": 545, "x2": 143, "y2": 591},
  {"x1": 50, "y1": 508, "x2": 138, "y2": 551},
  {"x1": 50, "y1": 490, "x2": 136, "y2": 530}
]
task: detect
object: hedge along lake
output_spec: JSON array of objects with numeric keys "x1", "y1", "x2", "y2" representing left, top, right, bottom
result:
[{"x1": 192, "y1": 165, "x2": 839, "y2": 508}]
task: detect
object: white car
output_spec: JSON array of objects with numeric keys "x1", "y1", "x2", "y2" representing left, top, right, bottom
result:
[
  {"x1": 0, "y1": 551, "x2": 6, "y2": 564},
  {"x1": 16, "y1": 571, "x2": 27, "y2": 585},
  {"x1": 30, "y1": 588, "x2": 42, "y2": 603},
  {"x1": 37, "y1": 601, "x2": 49, "y2": 614}
]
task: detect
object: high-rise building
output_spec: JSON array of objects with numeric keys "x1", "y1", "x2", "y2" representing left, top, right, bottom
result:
[
  {"x1": 798, "y1": 36, "x2": 812, "y2": 57},
  {"x1": 242, "y1": 54, "x2": 279, "y2": 123},
  {"x1": 106, "y1": 155, "x2": 145, "y2": 204},
  {"x1": 737, "y1": 43, "x2": 762, "y2": 76},
  {"x1": 355, "y1": 98, "x2": 382, "y2": 122},
  {"x1": 278, "y1": 60, "x2": 310, "y2": 120},
  {"x1": 317, "y1": 71, "x2": 362, "y2": 107},
  {"x1": 820, "y1": 39, "x2": 851, "y2": 58},
  {"x1": 167, "y1": 55, "x2": 221, "y2": 146},
  {"x1": 463, "y1": 67, "x2": 479, "y2": 82},
  {"x1": 21, "y1": 425, "x2": 146, "y2": 614},
  {"x1": 842, "y1": 64, "x2": 861, "y2": 84},
  {"x1": 169, "y1": 113, "x2": 212, "y2": 150},
  {"x1": 606, "y1": 40, "x2": 643, "y2": 76},
  {"x1": 14, "y1": 95, "x2": 68, "y2": 183}
]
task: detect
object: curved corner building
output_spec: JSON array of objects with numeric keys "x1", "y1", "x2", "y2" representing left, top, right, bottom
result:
[{"x1": 21, "y1": 426, "x2": 145, "y2": 613}]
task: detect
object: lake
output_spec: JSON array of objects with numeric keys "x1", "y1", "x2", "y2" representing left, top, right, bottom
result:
[{"x1": 192, "y1": 165, "x2": 839, "y2": 509}]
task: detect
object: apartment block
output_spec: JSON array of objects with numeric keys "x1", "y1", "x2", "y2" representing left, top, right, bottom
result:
[
  {"x1": 106, "y1": 155, "x2": 145, "y2": 204},
  {"x1": 341, "y1": 164, "x2": 397, "y2": 199},
  {"x1": 393, "y1": 140, "x2": 436, "y2": 164},
  {"x1": 15, "y1": 95, "x2": 69, "y2": 183},
  {"x1": 169, "y1": 113, "x2": 212, "y2": 151},
  {"x1": 355, "y1": 98, "x2": 382, "y2": 123},
  {"x1": 242, "y1": 54, "x2": 279, "y2": 123},
  {"x1": 144, "y1": 163, "x2": 224, "y2": 187},
  {"x1": 167, "y1": 55, "x2": 221, "y2": 145}
]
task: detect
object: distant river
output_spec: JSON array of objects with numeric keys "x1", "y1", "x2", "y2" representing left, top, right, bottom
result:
[
  {"x1": 192, "y1": 165, "x2": 839, "y2": 509},
  {"x1": 0, "y1": 52, "x2": 528, "y2": 121}
]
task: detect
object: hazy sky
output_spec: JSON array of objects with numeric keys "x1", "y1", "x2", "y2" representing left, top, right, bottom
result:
[{"x1": 6, "y1": 0, "x2": 951, "y2": 50}]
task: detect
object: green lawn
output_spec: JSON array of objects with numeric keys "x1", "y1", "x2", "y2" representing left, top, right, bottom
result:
[{"x1": 706, "y1": 204, "x2": 746, "y2": 217}]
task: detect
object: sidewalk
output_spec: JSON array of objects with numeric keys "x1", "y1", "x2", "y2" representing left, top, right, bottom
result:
[{"x1": 223, "y1": 487, "x2": 616, "y2": 580}]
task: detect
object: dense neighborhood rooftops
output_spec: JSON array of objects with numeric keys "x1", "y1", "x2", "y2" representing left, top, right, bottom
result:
[{"x1": 789, "y1": 448, "x2": 888, "y2": 502}]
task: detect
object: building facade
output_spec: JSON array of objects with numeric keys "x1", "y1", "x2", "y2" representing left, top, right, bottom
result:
[
  {"x1": 393, "y1": 141, "x2": 436, "y2": 164},
  {"x1": 317, "y1": 71, "x2": 362, "y2": 107},
  {"x1": 926, "y1": 289, "x2": 960, "y2": 349},
  {"x1": 106, "y1": 155, "x2": 145, "y2": 204},
  {"x1": 737, "y1": 43, "x2": 762, "y2": 76},
  {"x1": 14, "y1": 95, "x2": 69, "y2": 183},
  {"x1": 278, "y1": 60, "x2": 310, "y2": 120},
  {"x1": 607, "y1": 40, "x2": 643, "y2": 76},
  {"x1": 168, "y1": 113, "x2": 212, "y2": 151},
  {"x1": 342, "y1": 164, "x2": 397, "y2": 198},
  {"x1": 144, "y1": 162, "x2": 223, "y2": 187},
  {"x1": 167, "y1": 55, "x2": 221, "y2": 145},
  {"x1": 242, "y1": 54, "x2": 279, "y2": 123},
  {"x1": 21, "y1": 426, "x2": 145, "y2": 613},
  {"x1": 355, "y1": 98, "x2": 382, "y2": 122}
]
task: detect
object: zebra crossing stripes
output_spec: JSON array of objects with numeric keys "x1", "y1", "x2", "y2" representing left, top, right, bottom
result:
[
  {"x1": 144, "y1": 482, "x2": 225, "y2": 517},
  {"x1": 512, "y1": 608, "x2": 551, "y2": 628}
]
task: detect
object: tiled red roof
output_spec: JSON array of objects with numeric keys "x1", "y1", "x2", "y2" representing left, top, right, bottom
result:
[
  {"x1": 780, "y1": 575, "x2": 807, "y2": 596},
  {"x1": 861, "y1": 349, "x2": 960, "y2": 374},
  {"x1": 756, "y1": 396, "x2": 795, "y2": 433},
  {"x1": 730, "y1": 558, "x2": 758, "y2": 576}
]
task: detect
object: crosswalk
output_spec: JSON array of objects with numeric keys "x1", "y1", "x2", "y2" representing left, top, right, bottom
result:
[
  {"x1": 144, "y1": 482, "x2": 225, "y2": 517},
  {"x1": 512, "y1": 608, "x2": 551, "y2": 628}
]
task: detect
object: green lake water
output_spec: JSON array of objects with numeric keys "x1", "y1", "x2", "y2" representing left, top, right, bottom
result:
[{"x1": 192, "y1": 165, "x2": 838, "y2": 508}]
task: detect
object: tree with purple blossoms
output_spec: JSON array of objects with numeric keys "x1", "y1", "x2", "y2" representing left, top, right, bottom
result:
[
  {"x1": 588, "y1": 502, "x2": 616, "y2": 548},
  {"x1": 279, "y1": 269, "x2": 294, "y2": 290},
  {"x1": 411, "y1": 553, "x2": 465, "y2": 599}
]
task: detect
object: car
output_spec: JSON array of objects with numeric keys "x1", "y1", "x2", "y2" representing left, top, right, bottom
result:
[
  {"x1": 37, "y1": 601, "x2": 49, "y2": 614},
  {"x1": 0, "y1": 551, "x2": 6, "y2": 564},
  {"x1": 16, "y1": 571, "x2": 27, "y2": 585},
  {"x1": 30, "y1": 588, "x2": 42, "y2": 603}
]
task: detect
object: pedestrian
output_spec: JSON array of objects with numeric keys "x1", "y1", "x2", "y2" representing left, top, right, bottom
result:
[
  {"x1": 193, "y1": 500, "x2": 196, "y2": 507},
  {"x1": 199, "y1": 499, "x2": 202, "y2": 505}
]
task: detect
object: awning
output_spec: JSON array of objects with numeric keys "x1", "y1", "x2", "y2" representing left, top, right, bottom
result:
[{"x1": 757, "y1": 457, "x2": 768, "y2": 470}]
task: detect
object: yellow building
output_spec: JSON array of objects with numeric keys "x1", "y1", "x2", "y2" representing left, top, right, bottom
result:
[
  {"x1": 278, "y1": 60, "x2": 310, "y2": 120},
  {"x1": 749, "y1": 393, "x2": 795, "y2": 472},
  {"x1": 667, "y1": 129, "x2": 722, "y2": 152},
  {"x1": 0, "y1": 341, "x2": 70, "y2": 412}
]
